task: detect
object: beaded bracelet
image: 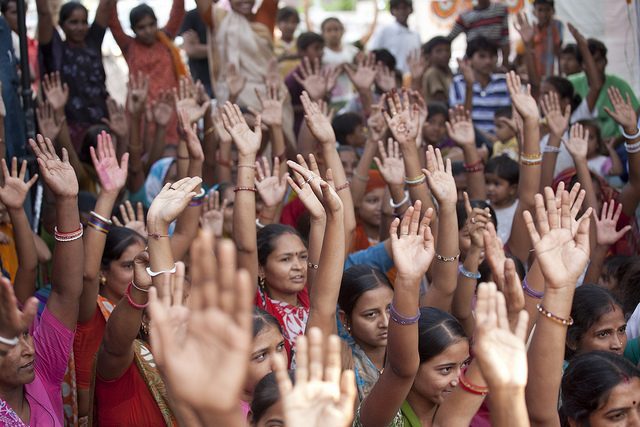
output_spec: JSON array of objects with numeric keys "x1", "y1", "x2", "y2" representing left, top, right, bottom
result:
[
  {"x1": 146, "y1": 264, "x2": 177, "y2": 277},
  {"x1": 335, "y1": 182, "x2": 351, "y2": 192},
  {"x1": 459, "y1": 369, "x2": 488, "y2": 396},
  {"x1": 0, "y1": 335, "x2": 19, "y2": 346},
  {"x1": 390, "y1": 191, "x2": 410, "y2": 209},
  {"x1": 458, "y1": 264, "x2": 481, "y2": 280},
  {"x1": 435, "y1": 252, "x2": 460, "y2": 262},
  {"x1": 522, "y1": 278, "x2": 544, "y2": 299},
  {"x1": 537, "y1": 304, "x2": 574, "y2": 326},
  {"x1": 543, "y1": 145, "x2": 561, "y2": 153},
  {"x1": 54, "y1": 225, "x2": 84, "y2": 242},
  {"x1": 126, "y1": 282, "x2": 149, "y2": 309},
  {"x1": 389, "y1": 302, "x2": 420, "y2": 325},
  {"x1": 307, "y1": 262, "x2": 319, "y2": 270},
  {"x1": 234, "y1": 186, "x2": 257, "y2": 193}
]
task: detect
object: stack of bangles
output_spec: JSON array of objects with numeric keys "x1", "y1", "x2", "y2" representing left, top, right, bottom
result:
[
  {"x1": 389, "y1": 301, "x2": 420, "y2": 325},
  {"x1": 54, "y1": 225, "x2": 84, "y2": 242},
  {"x1": 189, "y1": 188, "x2": 207, "y2": 207},
  {"x1": 463, "y1": 159, "x2": 484, "y2": 173},
  {"x1": 522, "y1": 278, "x2": 544, "y2": 299},
  {"x1": 88, "y1": 211, "x2": 112, "y2": 235},
  {"x1": 622, "y1": 125, "x2": 640, "y2": 153},
  {"x1": 404, "y1": 174, "x2": 426, "y2": 187},
  {"x1": 520, "y1": 152, "x2": 542, "y2": 166},
  {"x1": 459, "y1": 367, "x2": 489, "y2": 396},
  {"x1": 125, "y1": 281, "x2": 149, "y2": 309},
  {"x1": 543, "y1": 145, "x2": 561, "y2": 154}
]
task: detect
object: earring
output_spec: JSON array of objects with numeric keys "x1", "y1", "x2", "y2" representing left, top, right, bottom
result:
[
  {"x1": 259, "y1": 276, "x2": 265, "y2": 289},
  {"x1": 100, "y1": 275, "x2": 107, "y2": 286}
]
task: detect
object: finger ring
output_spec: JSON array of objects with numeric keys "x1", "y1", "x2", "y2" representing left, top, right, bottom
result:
[
  {"x1": 471, "y1": 217, "x2": 476, "y2": 224},
  {"x1": 305, "y1": 175, "x2": 316, "y2": 184}
]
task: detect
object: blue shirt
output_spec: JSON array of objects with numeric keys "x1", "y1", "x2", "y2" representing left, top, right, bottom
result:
[{"x1": 344, "y1": 242, "x2": 393, "y2": 273}]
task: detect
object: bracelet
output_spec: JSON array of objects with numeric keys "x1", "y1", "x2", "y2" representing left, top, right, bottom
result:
[
  {"x1": 148, "y1": 232, "x2": 170, "y2": 239},
  {"x1": 435, "y1": 252, "x2": 460, "y2": 262},
  {"x1": 625, "y1": 140, "x2": 640, "y2": 154},
  {"x1": 177, "y1": 155, "x2": 190, "y2": 160},
  {"x1": 88, "y1": 215, "x2": 111, "y2": 232},
  {"x1": 404, "y1": 174, "x2": 426, "y2": 184},
  {"x1": 146, "y1": 264, "x2": 177, "y2": 277},
  {"x1": 54, "y1": 225, "x2": 84, "y2": 242},
  {"x1": 459, "y1": 369, "x2": 488, "y2": 396},
  {"x1": 389, "y1": 301, "x2": 421, "y2": 325},
  {"x1": 233, "y1": 186, "x2": 257, "y2": 193},
  {"x1": 126, "y1": 282, "x2": 149, "y2": 309},
  {"x1": 189, "y1": 198, "x2": 205, "y2": 207},
  {"x1": 256, "y1": 218, "x2": 266, "y2": 229},
  {"x1": 458, "y1": 264, "x2": 481, "y2": 280},
  {"x1": 522, "y1": 278, "x2": 544, "y2": 299},
  {"x1": 0, "y1": 335, "x2": 19, "y2": 346},
  {"x1": 537, "y1": 304, "x2": 574, "y2": 326},
  {"x1": 130, "y1": 280, "x2": 149, "y2": 293},
  {"x1": 87, "y1": 220, "x2": 109, "y2": 235},
  {"x1": 90, "y1": 211, "x2": 112, "y2": 225},
  {"x1": 237, "y1": 164, "x2": 257, "y2": 169},
  {"x1": 520, "y1": 152, "x2": 542, "y2": 160},
  {"x1": 620, "y1": 125, "x2": 640, "y2": 140},
  {"x1": 353, "y1": 171, "x2": 370, "y2": 182},
  {"x1": 335, "y1": 182, "x2": 350, "y2": 192},
  {"x1": 307, "y1": 262, "x2": 319, "y2": 270},
  {"x1": 464, "y1": 163, "x2": 484, "y2": 173},
  {"x1": 543, "y1": 145, "x2": 562, "y2": 153},
  {"x1": 389, "y1": 191, "x2": 410, "y2": 209},
  {"x1": 204, "y1": 126, "x2": 215, "y2": 137},
  {"x1": 520, "y1": 158, "x2": 542, "y2": 166}
]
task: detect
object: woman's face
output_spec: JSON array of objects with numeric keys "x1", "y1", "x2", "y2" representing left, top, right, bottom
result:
[
  {"x1": 359, "y1": 188, "x2": 384, "y2": 228},
  {"x1": 230, "y1": 0, "x2": 256, "y2": 16},
  {"x1": 262, "y1": 234, "x2": 308, "y2": 296},
  {"x1": 245, "y1": 324, "x2": 287, "y2": 400},
  {"x1": 422, "y1": 114, "x2": 447, "y2": 145},
  {"x1": 103, "y1": 241, "x2": 146, "y2": 300},
  {"x1": 411, "y1": 340, "x2": 470, "y2": 406},
  {"x1": 347, "y1": 285, "x2": 393, "y2": 352},
  {"x1": 253, "y1": 400, "x2": 285, "y2": 427},
  {"x1": 581, "y1": 377, "x2": 640, "y2": 427},
  {"x1": 61, "y1": 7, "x2": 89, "y2": 45},
  {"x1": 577, "y1": 305, "x2": 627, "y2": 357},
  {"x1": 133, "y1": 15, "x2": 158, "y2": 46},
  {"x1": 0, "y1": 332, "x2": 36, "y2": 388}
]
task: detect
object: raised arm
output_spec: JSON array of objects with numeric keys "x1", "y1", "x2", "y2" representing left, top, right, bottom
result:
[
  {"x1": 108, "y1": 1, "x2": 134, "y2": 53},
  {"x1": 125, "y1": 72, "x2": 149, "y2": 193},
  {"x1": 563, "y1": 123, "x2": 599, "y2": 214},
  {"x1": 539, "y1": 92, "x2": 571, "y2": 190},
  {"x1": 446, "y1": 106, "x2": 486, "y2": 200},
  {"x1": 94, "y1": 0, "x2": 114, "y2": 28},
  {"x1": 568, "y1": 24, "x2": 602, "y2": 112},
  {"x1": 345, "y1": 53, "x2": 377, "y2": 118},
  {"x1": 163, "y1": 0, "x2": 186, "y2": 38},
  {"x1": 514, "y1": 12, "x2": 540, "y2": 97},
  {"x1": 35, "y1": 0, "x2": 55, "y2": 44}
]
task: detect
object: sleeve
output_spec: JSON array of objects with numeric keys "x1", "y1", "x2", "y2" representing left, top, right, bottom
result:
[
  {"x1": 108, "y1": 3, "x2": 133, "y2": 54},
  {"x1": 344, "y1": 242, "x2": 394, "y2": 273},
  {"x1": 447, "y1": 18, "x2": 466, "y2": 42},
  {"x1": 32, "y1": 308, "x2": 74, "y2": 386},
  {"x1": 368, "y1": 28, "x2": 382, "y2": 50},
  {"x1": 254, "y1": 0, "x2": 278, "y2": 35},
  {"x1": 39, "y1": 30, "x2": 62, "y2": 74},
  {"x1": 163, "y1": 0, "x2": 186, "y2": 38},
  {"x1": 86, "y1": 22, "x2": 107, "y2": 51}
]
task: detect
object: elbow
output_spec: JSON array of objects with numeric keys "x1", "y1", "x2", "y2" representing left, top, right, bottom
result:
[{"x1": 389, "y1": 358, "x2": 419, "y2": 380}]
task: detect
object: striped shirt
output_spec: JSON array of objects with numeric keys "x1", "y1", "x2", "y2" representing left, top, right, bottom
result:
[
  {"x1": 449, "y1": 73, "x2": 511, "y2": 135},
  {"x1": 447, "y1": 4, "x2": 509, "y2": 47}
]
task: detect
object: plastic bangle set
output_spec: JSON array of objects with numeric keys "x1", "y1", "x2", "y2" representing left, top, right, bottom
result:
[
  {"x1": 537, "y1": 304, "x2": 574, "y2": 326},
  {"x1": 0, "y1": 335, "x2": 19, "y2": 346},
  {"x1": 88, "y1": 211, "x2": 112, "y2": 235},
  {"x1": 126, "y1": 282, "x2": 149, "y2": 309},
  {"x1": 390, "y1": 191, "x2": 410, "y2": 209},
  {"x1": 146, "y1": 264, "x2": 177, "y2": 277},
  {"x1": 459, "y1": 368, "x2": 489, "y2": 396},
  {"x1": 335, "y1": 181, "x2": 351, "y2": 192},
  {"x1": 389, "y1": 302, "x2": 420, "y2": 325},
  {"x1": 522, "y1": 278, "x2": 544, "y2": 299},
  {"x1": 435, "y1": 252, "x2": 460, "y2": 263},
  {"x1": 307, "y1": 262, "x2": 319, "y2": 270},
  {"x1": 620, "y1": 124, "x2": 640, "y2": 140},
  {"x1": 234, "y1": 186, "x2": 257, "y2": 193},
  {"x1": 543, "y1": 145, "x2": 562, "y2": 153},
  {"x1": 463, "y1": 160, "x2": 484, "y2": 173},
  {"x1": 189, "y1": 188, "x2": 206, "y2": 207},
  {"x1": 404, "y1": 174, "x2": 426, "y2": 186},
  {"x1": 130, "y1": 280, "x2": 149, "y2": 293},
  {"x1": 624, "y1": 137, "x2": 640, "y2": 154},
  {"x1": 520, "y1": 152, "x2": 542, "y2": 166},
  {"x1": 54, "y1": 225, "x2": 84, "y2": 242},
  {"x1": 458, "y1": 264, "x2": 481, "y2": 280}
]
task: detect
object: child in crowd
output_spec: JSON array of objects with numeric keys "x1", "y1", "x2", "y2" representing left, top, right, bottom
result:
[
  {"x1": 321, "y1": 17, "x2": 359, "y2": 109},
  {"x1": 492, "y1": 107, "x2": 519, "y2": 161},
  {"x1": 333, "y1": 112, "x2": 367, "y2": 152},
  {"x1": 274, "y1": 6, "x2": 301, "y2": 78},
  {"x1": 531, "y1": 0, "x2": 563, "y2": 77},
  {"x1": 421, "y1": 36, "x2": 452, "y2": 103},
  {"x1": 422, "y1": 102, "x2": 462, "y2": 162},
  {"x1": 485, "y1": 154, "x2": 519, "y2": 243},
  {"x1": 560, "y1": 44, "x2": 581, "y2": 76},
  {"x1": 578, "y1": 119, "x2": 624, "y2": 179},
  {"x1": 338, "y1": 145, "x2": 359, "y2": 182}
]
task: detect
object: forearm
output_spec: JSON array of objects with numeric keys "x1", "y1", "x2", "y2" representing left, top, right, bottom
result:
[
  {"x1": 434, "y1": 362, "x2": 486, "y2": 427},
  {"x1": 401, "y1": 143, "x2": 435, "y2": 214},
  {"x1": 176, "y1": 140, "x2": 189, "y2": 179},
  {"x1": 462, "y1": 145, "x2": 486, "y2": 200},
  {"x1": 322, "y1": 145, "x2": 356, "y2": 254},
  {"x1": 540, "y1": 135, "x2": 561, "y2": 191},
  {"x1": 202, "y1": 117, "x2": 218, "y2": 187},
  {"x1": 127, "y1": 118, "x2": 145, "y2": 193},
  {"x1": 522, "y1": 42, "x2": 540, "y2": 98},
  {"x1": 305, "y1": 216, "x2": 326, "y2": 289},
  {"x1": 270, "y1": 126, "x2": 287, "y2": 168},
  {"x1": 164, "y1": 0, "x2": 186, "y2": 37},
  {"x1": 35, "y1": 0, "x2": 54, "y2": 43},
  {"x1": 489, "y1": 388, "x2": 529, "y2": 427},
  {"x1": 146, "y1": 126, "x2": 167, "y2": 175},
  {"x1": 451, "y1": 246, "x2": 481, "y2": 335},
  {"x1": 357, "y1": 88, "x2": 374, "y2": 118},
  {"x1": 184, "y1": 43, "x2": 209, "y2": 59},
  {"x1": 94, "y1": 0, "x2": 113, "y2": 28},
  {"x1": 352, "y1": 141, "x2": 378, "y2": 207},
  {"x1": 387, "y1": 277, "x2": 420, "y2": 376},
  {"x1": 463, "y1": 82, "x2": 474, "y2": 114},
  {"x1": 215, "y1": 141, "x2": 233, "y2": 183},
  {"x1": 574, "y1": 159, "x2": 598, "y2": 211},
  {"x1": 58, "y1": 121, "x2": 89, "y2": 184},
  {"x1": 424, "y1": 204, "x2": 458, "y2": 312},
  {"x1": 519, "y1": 119, "x2": 542, "y2": 205},
  {"x1": 9, "y1": 208, "x2": 38, "y2": 303},
  {"x1": 232, "y1": 153, "x2": 259, "y2": 282},
  {"x1": 170, "y1": 161, "x2": 204, "y2": 261},
  {"x1": 607, "y1": 148, "x2": 624, "y2": 176}
]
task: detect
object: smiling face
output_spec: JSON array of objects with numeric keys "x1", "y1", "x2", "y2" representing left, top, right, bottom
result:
[
  {"x1": 61, "y1": 7, "x2": 89, "y2": 45},
  {"x1": 0, "y1": 332, "x2": 36, "y2": 388},
  {"x1": 581, "y1": 378, "x2": 640, "y2": 427},
  {"x1": 261, "y1": 234, "x2": 308, "y2": 299},
  {"x1": 346, "y1": 285, "x2": 393, "y2": 352}
]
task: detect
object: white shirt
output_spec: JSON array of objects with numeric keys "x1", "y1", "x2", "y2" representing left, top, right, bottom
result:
[
  {"x1": 493, "y1": 199, "x2": 518, "y2": 243},
  {"x1": 324, "y1": 44, "x2": 360, "y2": 104},
  {"x1": 368, "y1": 21, "x2": 421, "y2": 74}
]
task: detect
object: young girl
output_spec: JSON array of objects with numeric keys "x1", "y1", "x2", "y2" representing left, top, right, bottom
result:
[
  {"x1": 321, "y1": 17, "x2": 360, "y2": 109},
  {"x1": 484, "y1": 155, "x2": 519, "y2": 243},
  {"x1": 577, "y1": 119, "x2": 623, "y2": 179},
  {"x1": 353, "y1": 170, "x2": 385, "y2": 251}
]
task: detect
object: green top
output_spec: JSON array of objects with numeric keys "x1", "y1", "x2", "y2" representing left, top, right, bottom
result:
[
  {"x1": 568, "y1": 72, "x2": 640, "y2": 138},
  {"x1": 353, "y1": 401, "x2": 425, "y2": 427},
  {"x1": 624, "y1": 336, "x2": 640, "y2": 365}
]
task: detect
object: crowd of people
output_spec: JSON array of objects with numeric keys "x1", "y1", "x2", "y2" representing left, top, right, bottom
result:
[{"x1": 1, "y1": 0, "x2": 640, "y2": 425}]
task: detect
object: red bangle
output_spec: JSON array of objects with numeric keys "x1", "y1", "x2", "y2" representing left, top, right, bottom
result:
[
  {"x1": 335, "y1": 182, "x2": 350, "y2": 192},
  {"x1": 458, "y1": 368, "x2": 488, "y2": 396},
  {"x1": 463, "y1": 159, "x2": 484, "y2": 173},
  {"x1": 234, "y1": 186, "x2": 257, "y2": 193},
  {"x1": 125, "y1": 282, "x2": 149, "y2": 309}
]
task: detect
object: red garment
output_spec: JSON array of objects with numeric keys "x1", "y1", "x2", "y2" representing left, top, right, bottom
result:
[
  {"x1": 95, "y1": 362, "x2": 165, "y2": 427},
  {"x1": 73, "y1": 306, "x2": 107, "y2": 389},
  {"x1": 351, "y1": 224, "x2": 372, "y2": 253},
  {"x1": 280, "y1": 196, "x2": 306, "y2": 228}
]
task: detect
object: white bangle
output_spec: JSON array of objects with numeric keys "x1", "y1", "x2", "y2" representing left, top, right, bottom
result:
[
  {"x1": 389, "y1": 191, "x2": 410, "y2": 209},
  {"x1": 543, "y1": 145, "x2": 561, "y2": 153},
  {"x1": 146, "y1": 264, "x2": 177, "y2": 277},
  {"x1": 620, "y1": 125, "x2": 640, "y2": 140},
  {"x1": 625, "y1": 140, "x2": 640, "y2": 153},
  {"x1": 256, "y1": 218, "x2": 266, "y2": 229},
  {"x1": 0, "y1": 335, "x2": 19, "y2": 346}
]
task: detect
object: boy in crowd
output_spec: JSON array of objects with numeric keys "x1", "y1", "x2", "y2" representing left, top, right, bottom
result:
[
  {"x1": 519, "y1": 0, "x2": 563, "y2": 78},
  {"x1": 275, "y1": 6, "x2": 301, "y2": 78},
  {"x1": 421, "y1": 36, "x2": 452, "y2": 103},
  {"x1": 560, "y1": 43, "x2": 581, "y2": 76},
  {"x1": 449, "y1": 36, "x2": 511, "y2": 137},
  {"x1": 332, "y1": 112, "x2": 367, "y2": 152},
  {"x1": 368, "y1": 0, "x2": 420, "y2": 74}
]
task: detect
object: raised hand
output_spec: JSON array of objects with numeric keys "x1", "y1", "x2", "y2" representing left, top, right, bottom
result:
[
  {"x1": 423, "y1": 145, "x2": 457, "y2": 205},
  {"x1": 29, "y1": 134, "x2": 78, "y2": 198},
  {"x1": 514, "y1": 12, "x2": 534, "y2": 45},
  {"x1": 177, "y1": 109, "x2": 205, "y2": 162},
  {"x1": 457, "y1": 58, "x2": 475, "y2": 85},
  {"x1": 175, "y1": 76, "x2": 209, "y2": 124},
  {"x1": 127, "y1": 72, "x2": 149, "y2": 116},
  {"x1": 255, "y1": 156, "x2": 288, "y2": 207},
  {"x1": 153, "y1": 90, "x2": 175, "y2": 127},
  {"x1": 148, "y1": 231, "x2": 252, "y2": 414},
  {"x1": 594, "y1": 200, "x2": 632, "y2": 246},
  {"x1": 563, "y1": 122, "x2": 589, "y2": 160},
  {"x1": 384, "y1": 90, "x2": 420, "y2": 147},
  {"x1": 42, "y1": 71, "x2": 69, "y2": 114},
  {"x1": 506, "y1": 71, "x2": 539, "y2": 121},
  {"x1": 251, "y1": 84, "x2": 284, "y2": 128},
  {"x1": 483, "y1": 222, "x2": 507, "y2": 290},
  {"x1": 301, "y1": 92, "x2": 336, "y2": 145},
  {"x1": 200, "y1": 190, "x2": 228, "y2": 237},
  {"x1": 0, "y1": 157, "x2": 38, "y2": 210},
  {"x1": 407, "y1": 49, "x2": 427, "y2": 83},
  {"x1": 112, "y1": 200, "x2": 147, "y2": 238},
  {"x1": 147, "y1": 176, "x2": 202, "y2": 226},
  {"x1": 540, "y1": 91, "x2": 570, "y2": 138},
  {"x1": 274, "y1": 328, "x2": 356, "y2": 427},
  {"x1": 345, "y1": 52, "x2": 377, "y2": 92},
  {"x1": 463, "y1": 192, "x2": 491, "y2": 249},
  {"x1": 264, "y1": 58, "x2": 281, "y2": 87},
  {"x1": 567, "y1": 23, "x2": 587, "y2": 46},
  {"x1": 226, "y1": 63, "x2": 247, "y2": 102},
  {"x1": 446, "y1": 105, "x2": 475, "y2": 146},
  {"x1": 89, "y1": 131, "x2": 128, "y2": 194},
  {"x1": 474, "y1": 282, "x2": 529, "y2": 390},
  {"x1": 147, "y1": 261, "x2": 188, "y2": 349},
  {"x1": 36, "y1": 101, "x2": 64, "y2": 141},
  {"x1": 523, "y1": 188, "x2": 591, "y2": 290},
  {"x1": 373, "y1": 138, "x2": 405, "y2": 186},
  {"x1": 220, "y1": 102, "x2": 262, "y2": 156},
  {"x1": 389, "y1": 201, "x2": 435, "y2": 280},
  {"x1": 0, "y1": 277, "x2": 38, "y2": 346},
  {"x1": 375, "y1": 62, "x2": 396, "y2": 93},
  {"x1": 604, "y1": 86, "x2": 638, "y2": 135},
  {"x1": 287, "y1": 155, "x2": 328, "y2": 220},
  {"x1": 212, "y1": 109, "x2": 233, "y2": 146},
  {"x1": 294, "y1": 57, "x2": 331, "y2": 100},
  {"x1": 102, "y1": 97, "x2": 129, "y2": 140}
]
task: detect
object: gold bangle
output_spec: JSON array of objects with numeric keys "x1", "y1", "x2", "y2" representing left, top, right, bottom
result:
[
  {"x1": 520, "y1": 159, "x2": 542, "y2": 166},
  {"x1": 520, "y1": 152, "x2": 542, "y2": 160},
  {"x1": 204, "y1": 126, "x2": 215, "y2": 136}
]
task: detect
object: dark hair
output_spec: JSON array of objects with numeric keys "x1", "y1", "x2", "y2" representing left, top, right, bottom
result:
[
  {"x1": 615, "y1": 258, "x2": 640, "y2": 316},
  {"x1": 544, "y1": 76, "x2": 582, "y2": 112},
  {"x1": 320, "y1": 17, "x2": 342, "y2": 32},
  {"x1": 390, "y1": 0, "x2": 412, "y2": 9},
  {"x1": 565, "y1": 285, "x2": 623, "y2": 360},
  {"x1": 80, "y1": 125, "x2": 111, "y2": 165},
  {"x1": 257, "y1": 224, "x2": 304, "y2": 266},
  {"x1": 561, "y1": 43, "x2": 579, "y2": 58},
  {"x1": 561, "y1": 351, "x2": 640, "y2": 427},
  {"x1": 253, "y1": 308, "x2": 282, "y2": 338},
  {"x1": 296, "y1": 32, "x2": 324, "y2": 52},
  {"x1": 100, "y1": 227, "x2": 146, "y2": 271},
  {"x1": 466, "y1": 36, "x2": 497, "y2": 58},
  {"x1": 371, "y1": 49, "x2": 397, "y2": 72},
  {"x1": 602, "y1": 255, "x2": 635, "y2": 288},
  {"x1": 451, "y1": 161, "x2": 465, "y2": 177},
  {"x1": 276, "y1": 6, "x2": 300, "y2": 23},
  {"x1": 332, "y1": 113, "x2": 364, "y2": 145},
  {"x1": 417, "y1": 307, "x2": 467, "y2": 363},
  {"x1": 422, "y1": 36, "x2": 450, "y2": 56},
  {"x1": 130, "y1": 3, "x2": 157, "y2": 29},
  {"x1": 59, "y1": 1, "x2": 88, "y2": 25},
  {"x1": 494, "y1": 106, "x2": 512, "y2": 120},
  {"x1": 0, "y1": 0, "x2": 15, "y2": 14},
  {"x1": 427, "y1": 102, "x2": 449, "y2": 120},
  {"x1": 339, "y1": 265, "x2": 392, "y2": 316},
  {"x1": 77, "y1": 191, "x2": 97, "y2": 214},
  {"x1": 456, "y1": 199, "x2": 498, "y2": 230},
  {"x1": 533, "y1": 0, "x2": 554, "y2": 6},
  {"x1": 250, "y1": 371, "x2": 294, "y2": 424},
  {"x1": 486, "y1": 155, "x2": 520, "y2": 186},
  {"x1": 577, "y1": 38, "x2": 608, "y2": 65}
]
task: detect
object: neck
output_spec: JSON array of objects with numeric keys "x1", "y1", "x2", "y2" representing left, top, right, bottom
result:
[
  {"x1": 396, "y1": 20, "x2": 408, "y2": 28},
  {"x1": 493, "y1": 197, "x2": 516, "y2": 209},
  {"x1": 362, "y1": 223, "x2": 380, "y2": 242},
  {"x1": 328, "y1": 42, "x2": 341, "y2": 51},
  {"x1": 360, "y1": 343, "x2": 386, "y2": 371},
  {"x1": 265, "y1": 287, "x2": 299, "y2": 306},
  {"x1": 406, "y1": 390, "x2": 437, "y2": 426},
  {"x1": 474, "y1": 70, "x2": 491, "y2": 87},
  {"x1": 100, "y1": 285, "x2": 123, "y2": 304},
  {"x1": 282, "y1": 35, "x2": 293, "y2": 43},
  {"x1": 0, "y1": 384, "x2": 28, "y2": 422}
]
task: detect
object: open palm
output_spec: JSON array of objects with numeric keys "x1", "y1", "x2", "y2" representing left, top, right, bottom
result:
[
  {"x1": 90, "y1": 132, "x2": 128, "y2": 193},
  {"x1": 221, "y1": 102, "x2": 262, "y2": 156},
  {"x1": 147, "y1": 177, "x2": 202, "y2": 225},
  {"x1": 423, "y1": 146, "x2": 457, "y2": 205},
  {"x1": 389, "y1": 202, "x2": 435, "y2": 280},
  {"x1": 29, "y1": 135, "x2": 78, "y2": 198},
  {"x1": 0, "y1": 158, "x2": 38, "y2": 210}
]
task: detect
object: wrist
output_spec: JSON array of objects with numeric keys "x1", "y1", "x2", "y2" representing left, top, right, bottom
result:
[
  {"x1": 438, "y1": 202, "x2": 457, "y2": 212},
  {"x1": 147, "y1": 218, "x2": 170, "y2": 234},
  {"x1": 237, "y1": 153, "x2": 257, "y2": 163},
  {"x1": 55, "y1": 194, "x2": 79, "y2": 203}
]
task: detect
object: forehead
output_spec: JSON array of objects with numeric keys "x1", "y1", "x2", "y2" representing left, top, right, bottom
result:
[
  {"x1": 588, "y1": 305, "x2": 625, "y2": 330},
  {"x1": 271, "y1": 233, "x2": 305, "y2": 253},
  {"x1": 353, "y1": 285, "x2": 393, "y2": 311}
]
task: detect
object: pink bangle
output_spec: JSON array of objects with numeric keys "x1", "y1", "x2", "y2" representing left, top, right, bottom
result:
[{"x1": 125, "y1": 282, "x2": 149, "y2": 309}]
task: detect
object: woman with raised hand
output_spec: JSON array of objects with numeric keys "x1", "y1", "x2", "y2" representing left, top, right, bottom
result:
[{"x1": 0, "y1": 135, "x2": 83, "y2": 426}]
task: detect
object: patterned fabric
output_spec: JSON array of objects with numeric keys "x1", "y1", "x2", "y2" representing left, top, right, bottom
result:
[
  {"x1": 533, "y1": 20, "x2": 563, "y2": 78},
  {"x1": 61, "y1": 349, "x2": 78, "y2": 427},
  {"x1": 0, "y1": 399, "x2": 28, "y2": 427},
  {"x1": 447, "y1": 3, "x2": 510, "y2": 47}
]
